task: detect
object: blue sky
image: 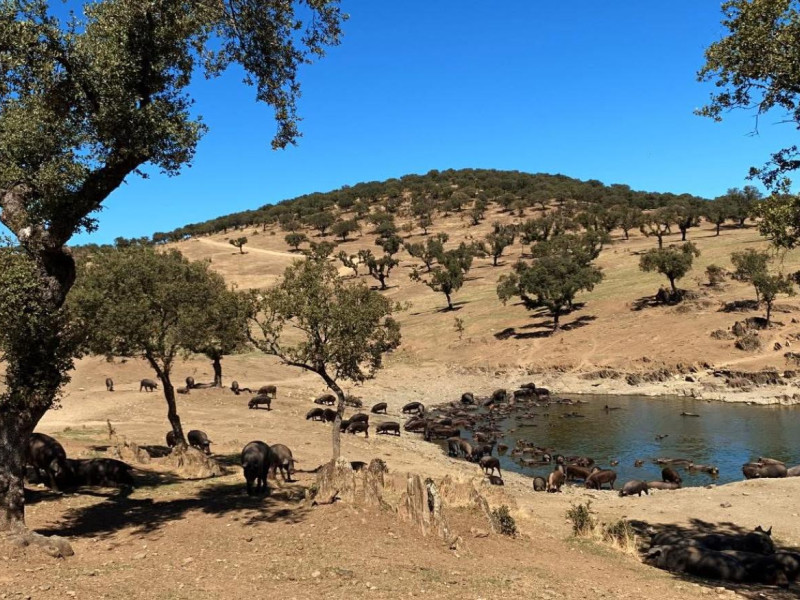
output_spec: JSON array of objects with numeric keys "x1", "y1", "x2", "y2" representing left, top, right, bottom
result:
[{"x1": 72, "y1": 1, "x2": 795, "y2": 244}]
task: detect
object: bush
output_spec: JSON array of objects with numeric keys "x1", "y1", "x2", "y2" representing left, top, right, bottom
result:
[
  {"x1": 491, "y1": 505, "x2": 517, "y2": 537},
  {"x1": 602, "y1": 519, "x2": 639, "y2": 556},
  {"x1": 735, "y1": 332, "x2": 761, "y2": 351},
  {"x1": 566, "y1": 501, "x2": 596, "y2": 537},
  {"x1": 706, "y1": 264, "x2": 726, "y2": 286}
]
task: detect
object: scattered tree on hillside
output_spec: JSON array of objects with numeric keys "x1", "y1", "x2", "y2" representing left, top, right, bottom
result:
[
  {"x1": 485, "y1": 223, "x2": 517, "y2": 266},
  {"x1": 359, "y1": 249, "x2": 399, "y2": 290},
  {"x1": 332, "y1": 219, "x2": 359, "y2": 242},
  {"x1": 754, "y1": 274, "x2": 794, "y2": 326},
  {"x1": 405, "y1": 233, "x2": 448, "y2": 272},
  {"x1": 698, "y1": 1, "x2": 800, "y2": 189},
  {"x1": 519, "y1": 209, "x2": 577, "y2": 245},
  {"x1": 247, "y1": 257, "x2": 400, "y2": 458},
  {"x1": 639, "y1": 242, "x2": 700, "y2": 295},
  {"x1": 70, "y1": 247, "x2": 247, "y2": 445},
  {"x1": 469, "y1": 198, "x2": 488, "y2": 226},
  {"x1": 285, "y1": 232, "x2": 309, "y2": 251},
  {"x1": 376, "y1": 233, "x2": 402, "y2": 257},
  {"x1": 307, "y1": 211, "x2": 335, "y2": 236},
  {"x1": 337, "y1": 251, "x2": 360, "y2": 277},
  {"x1": 368, "y1": 212, "x2": 398, "y2": 238},
  {"x1": 410, "y1": 245, "x2": 475, "y2": 310},
  {"x1": 703, "y1": 198, "x2": 730, "y2": 236},
  {"x1": 673, "y1": 201, "x2": 700, "y2": 241},
  {"x1": 0, "y1": 0, "x2": 343, "y2": 534},
  {"x1": 723, "y1": 187, "x2": 761, "y2": 227},
  {"x1": 611, "y1": 204, "x2": 643, "y2": 240},
  {"x1": 731, "y1": 248, "x2": 770, "y2": 302},
  {"x1": 639, "y1": 207, "x2": 677, "y2": 248},
  {"x1": 305, "y1": 241, "x2": 337, "y2": 260},
  {"x1": 497, "y1": 234, "x2": 604, "y2": 331},
  {"x1": 229, "y1": 237, "x2": 248, "y2": 254}
]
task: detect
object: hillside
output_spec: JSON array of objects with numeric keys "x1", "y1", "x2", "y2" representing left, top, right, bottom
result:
[{"x1": 168, "y1": 201, "x2": 799, "y2": 392}]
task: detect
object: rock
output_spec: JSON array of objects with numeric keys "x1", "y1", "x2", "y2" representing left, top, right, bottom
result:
[
  {"x1": 165, "y1": 446, "x2": 221, "y2": 479},
  {"x1": 311, "y1": 570, "x2": 321, "y2": 578}
]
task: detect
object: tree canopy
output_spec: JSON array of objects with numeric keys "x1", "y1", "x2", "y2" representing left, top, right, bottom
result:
[
  {"x1": 69, "y1": 245, "x2": 248, "y2": 445},
  {"x1": 639, "y1": 242, "x2": 700, "y2": 295},
  {"x1": 247, "y1": 257, "x2": 401, "y2": 458}
]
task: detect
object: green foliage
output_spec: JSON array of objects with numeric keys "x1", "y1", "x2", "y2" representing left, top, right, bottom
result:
[
  {"x1": 336, "y1": 250, "x2": 360, "y2": 277},
  {"x1": 376, "y1": 233, "x2": 402, "y2": 256},
  {"x1": 70, "y1": 245, "x2": 247, "y2": 439},
  {"x1": 247, "y1": 257, "x2": 401, "y2": 456},
  {"x1": 331, "y1": 218, "x2": 359, "y2": 241},
  {"x1": 229, "y1": 236, "x2": 248, "y2": 254},
  {"x1": 639, "y1": 242, "x2": 700, "y2": 293},
  {"x1": 752, "y1": 193, "x2": 800, "y2": 250},
  {"x1": 485, "y1": 223, "x2": 516, "y2": 266},
  {"x1": 754, "y1": 273, "x2": 794, "y2": 325},
  {"x1": 610, "y1": 204, "x2": 643, "y2": 240},
  {"x1": 368, "y1": 212, "x2": 398, "y2": 238},
  {"x1": 731, "y1": 248, "x2": 770, "y2": 301},
  {"x1": 0, "y1": 0, "x2": 344, "y2": 240},
  {"x1": 639, "y1": 206, "x2": 677, "y2": 248},
  {"x1": 498, "y1": 233, "x2": 604, "y2": 330},
  {"x1": 410, "y1": 245, "x2": 475, "y2": 310},
  {"x1": 566, "y1": 501, "x2": 596, "y2": 537},
  {"x1": 405, "y1": 233, "x2": 448, "y2": 272},
  {"x1": 491, "y1": 505, "x2": 517, "y2": 537},
  {"x1": 358, "y1": 249, "x2": 399, "y2": 290},
  {"x1": 285, "y1": 232, "x2": 308, "y2": 251},
  {"x1": 698, "y1": 0, "x2": 800, "y2": 189},
  {"x1": 468, "y1": 198, "x2": 488, "y2": 226},
  {"x1": 672, "y1": 200, "x2": 701, "y2": 241},
  {"x1": 306, "y1": 211, "x2": 335, "y2": 236},
  {"x1": 305, "y1": 241, "x2": 337, "y2": 260},
  {"x1": 519, "y1": 209, "x2": 577, "y2": 244},
  {"x1": 0, "y1": 246, "x2": 77, "y2": 413}
]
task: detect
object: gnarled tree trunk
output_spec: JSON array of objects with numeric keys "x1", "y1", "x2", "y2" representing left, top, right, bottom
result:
[
  {"x1": 212, "y1": 356, "x2": 223, "y2": 387},
  {"x1": 0, "y1": 413, "x2": 34, "y2": 533}
]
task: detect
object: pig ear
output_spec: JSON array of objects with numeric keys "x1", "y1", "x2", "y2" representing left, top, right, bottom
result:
[{"x1": 767, "y1": 526, "x2": 773, "y2": 536}]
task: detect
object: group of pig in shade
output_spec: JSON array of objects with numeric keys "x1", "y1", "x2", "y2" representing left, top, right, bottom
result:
[
  {"x1": 304, "y1": 393, "x2": 401, "y2": 437},
  {"x1": 26, "y1": 433, "x2": 135, "y2": 492},
  {"x1": 645, "y1": 525, "x2": 800, "y2": 587}
]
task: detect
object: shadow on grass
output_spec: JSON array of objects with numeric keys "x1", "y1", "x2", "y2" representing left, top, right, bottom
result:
[
  {"x1": 36, "y1": 480, "x2": 310, "y2": 539},
  {"x1": 497, "y1": 314, "x2": 596, "y2": 339},
  {"x1": 631, "y1": 518, "x2": 800, "y2": 599}
]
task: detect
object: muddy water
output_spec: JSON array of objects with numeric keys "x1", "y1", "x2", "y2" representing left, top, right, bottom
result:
[{"x1": 465, "y1": 394, "x2": 800, "y2": 487}]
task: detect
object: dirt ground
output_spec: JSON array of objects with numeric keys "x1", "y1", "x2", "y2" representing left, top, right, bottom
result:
[{"x1": 2, "y1": 355, "x2": 799, "y2": 599}]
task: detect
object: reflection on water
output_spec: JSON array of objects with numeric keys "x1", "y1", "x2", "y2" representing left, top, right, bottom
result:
[{"x1": 471, "y1": 394, "x2": 800, "y2": 487}]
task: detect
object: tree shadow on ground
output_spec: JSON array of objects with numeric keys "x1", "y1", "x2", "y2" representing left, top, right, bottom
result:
[
  {"x1": 720, "y1": 299, "x2": 760, "y2": 313},
  {"x1": 36, "y1": 481, "x2": 310, "y2": 540},
  {"x1": 630, "y1": 518, "x2": 800, "y2": 599},
  {"x1": 495, "y1": 316, "x2": 597, "y2": 340},
  {"x1": 435, "y1": 301, "x2": 466, "y2": 313}
]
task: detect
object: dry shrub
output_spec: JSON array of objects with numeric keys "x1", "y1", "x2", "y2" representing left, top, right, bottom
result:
[
  {"x1": 602, "y1": 519, "x2": 640, "y2": 558},
  {"x1": 735, "y1": 333, "x2": 761, "y2": 351},
  {"x1": 566, "y1": 501, "x2": 596, "y2": 536},
  {"x1": 710, "y1": 329, "x2": 734, "y2": 340},
  {"x1": 491, "y1": 505, "x2": 517, "y2": 537}
]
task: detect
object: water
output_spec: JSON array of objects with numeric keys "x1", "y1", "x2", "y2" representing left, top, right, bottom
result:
[{"x1": 461, "y1": 394, "x2": 800, "y2": 487}]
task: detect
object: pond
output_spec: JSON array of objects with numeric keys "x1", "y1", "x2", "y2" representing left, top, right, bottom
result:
[{"x1": 458, "y1": 394, "x2": 800, "y2": 487}]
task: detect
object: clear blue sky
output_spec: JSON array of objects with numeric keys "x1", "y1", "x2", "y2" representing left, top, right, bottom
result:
[{"x1": 72, "y1": 1, "x2": 795, "y2": 244}]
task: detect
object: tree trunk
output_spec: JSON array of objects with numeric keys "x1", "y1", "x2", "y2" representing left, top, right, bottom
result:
[
  {"x1": 239, "y1": 246, "x2": 244, "y2": 254},
  {"x1": 716, "y1": 222, "x2": 721, "y2": 236},
  {"x1": 0, "y1": 412, "x2": 35, "y2": 533},
  {"x1": 624, "y1": 229, "x2": 629, "y2": 240},
  {"x1": 162, "y1": 373, "x2": 186, "y2": 447},
  {"x1": 552, "y1": 310, "x2": 560, "y2": 331},
  {"x1": 766, "y1": 302, "x2": 772, "y2": 327},
  {"x1": 657, "y1": 234, "x2": 664, "y2": 249},
  {"x1": 0, "y1": 241, "x2": 76, "y2": 532},
  {"x1": 681, "y1": 228, "x2": 687, "y2": 241},
  {"x1": 669, "y1": 276, "x2": 677, "y2": 294},
  {"x1": 445, "y1": 291, "x2": 453, "y2": 310},
  {"x1": 320, "y1": 373, "x2": 346, "y2": 460},
  {"x1": 493, "y1": 254, "x2": 498, "y2": 266},
  {"x1": 147, "y1": 357, "x2": 186, "y2": 447},
  {"x1": 212, "y1": 356, "x2": 223, "y2": 387}
]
